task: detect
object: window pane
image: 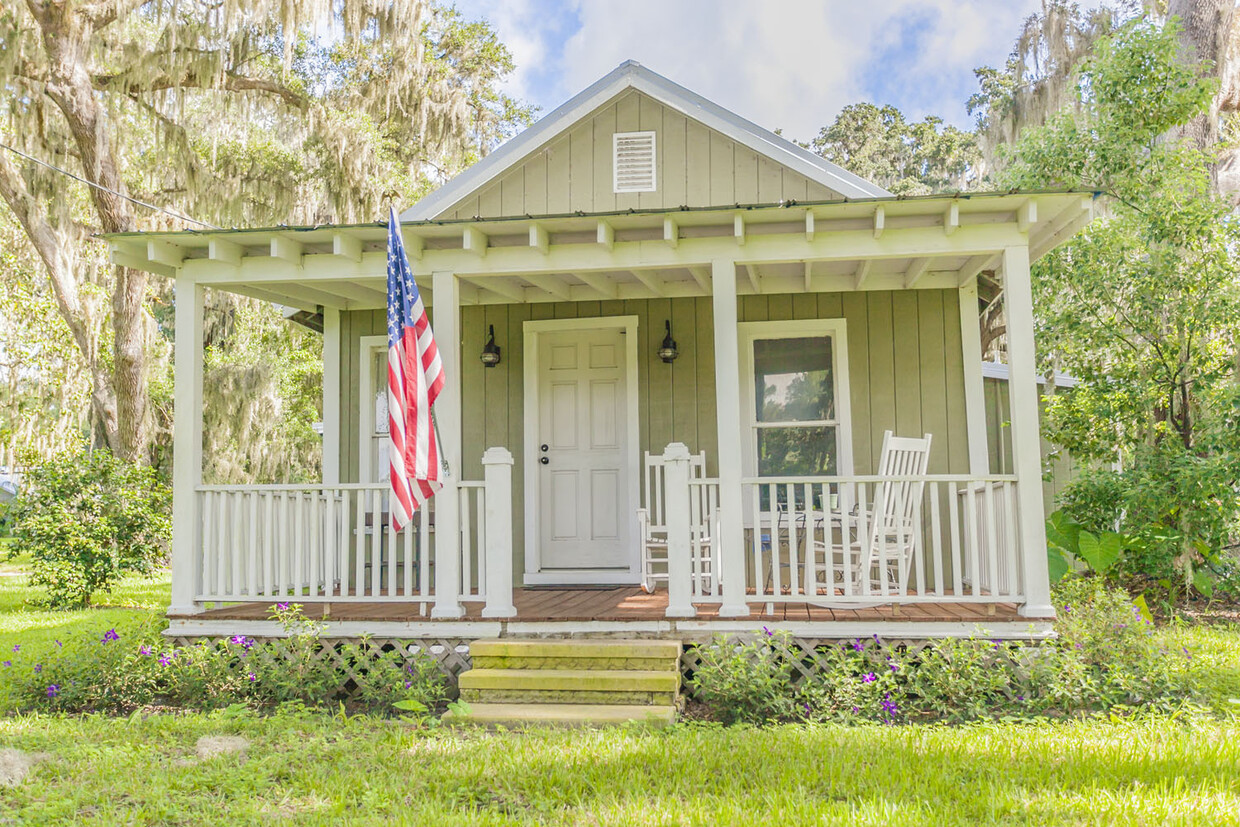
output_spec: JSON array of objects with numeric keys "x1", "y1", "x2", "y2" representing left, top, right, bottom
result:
[
  {"x1": 754, "y1": 337, "x2": 834, "y2": 423},
  {"x1": 757, "y1": 426, "x2": 838, "y2": 477}
]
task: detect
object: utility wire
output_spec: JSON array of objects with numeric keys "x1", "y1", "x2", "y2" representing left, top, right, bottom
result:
[{"x1": 0, "y1": 141, "x2": 220, "y2": 230}]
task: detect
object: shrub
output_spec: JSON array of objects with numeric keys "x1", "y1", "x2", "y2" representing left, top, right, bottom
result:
[
  {"x1": 8, "y1": 447, "x2": 171, "y2": 608},
  {"x1": 2, "y1": 604, "x2": 447, "y2": 714},
  {"x1": 688, "y1": 580, "x2": 1196, "y2": 725}
]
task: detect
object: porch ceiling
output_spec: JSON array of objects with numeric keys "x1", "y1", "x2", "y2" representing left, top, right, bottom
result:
[{"x1": 105, "y1": 190, "x2": 1098, "y2": 312}]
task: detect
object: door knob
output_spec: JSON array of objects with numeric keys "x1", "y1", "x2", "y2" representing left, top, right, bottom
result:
[
  {"x1": 540, "y1": 456, "x2": 549, "y2": 465},
  {"x1": 540, "y1": 444, "x2": 549, "y2": 452}
]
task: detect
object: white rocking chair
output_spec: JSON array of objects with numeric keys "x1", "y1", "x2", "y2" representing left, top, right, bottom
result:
[
  {"x1": 814, "y1": 430, "x2": 932, "y2": 597},
  {"x1": 635, "y1": 450, "x2": 718, "y2": 594}
]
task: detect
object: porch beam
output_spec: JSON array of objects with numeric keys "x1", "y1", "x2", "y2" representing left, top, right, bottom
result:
[
  {"x1": 170, "y1": 272, "x2": 204, "y2": 615},
  {"x1": 431, "y1": 270, "x2": 465, "y2": 618},
  {"x1": 804, "y1": 210, "x2": 815, "y2": 242},
  {"x1": 853, "y1": 260, "x2": 872, "y2": 290},
  {"x1": 520, "y1": 273, "x2": 572, "y2": 301},
  {"x1": 462, "y1": 275, "x2": 525, "y2": 303},
  {"x1": 734, "y1": 214, "x2": 746, "y2": 246},
  {"x1": 943, "y1": 202, "x2": 959, "y2": 236},
  {"x1": 1030, "y1": 197, "x2": 1092, "y2": 261},
  {"x1": 529, "y1": 224, "x2": 550, "y2": 254},
  {"x1": 687, "y1": 266, "x2": 711, "y2": 292},
  {"x1": 741, "y1": 263, "x2": 760, "y2": 293},
  {"x1": 183, "y1": 222, "x2": 1031, "y2": 284},
  {"x1": 321, "y1": 307, "x2": 341, "y2": 485},
  {"x1": 630, "y1": 269, "x2": 666, "y2": 297},
  {"x1": 597, "y1": 220, "x2": 615, "y2": 251},
  {"x1": 663, "y1": 217, "x2": 679, "y2": 248},
  {"x1": 403, "y1": 232, "x2": 425, "y2": 260},
  {"x1": 1002, "y1": 245, "x2": 1054, "y2": 619},
  {"x1": 957, "y1": 254, "x2": 997, "y2": 288},
  {"x1": 873, "y1": 206, "x2": 885, "y2": 239},
  {"x1": 903, "y1": 257, "x2": 931, "y2": 289},
  {"x1": 208, "y1": 238, "x2": 243, "y2": 267},
  {"x1": 463, "y1": 226, "x2": 488, "y2": 257},
  {"x1": 712, "y1": 259, "x2": 749, "y2": 618},
  {"x1": 148, "y1": 240, "x2": 184, "y2": 268},
  {"x1": 270, "y1": 236, "x2": 303, "y2": 264},
  {"x1": 332, "y1": 233, "x2": 362, "y2": 263},
  {"x1": 1016, "y1": 199, "x2": 1037, "y2": 234},
  {"x1": 574, "y1": 271, "x2": 620, "y2": 300}
]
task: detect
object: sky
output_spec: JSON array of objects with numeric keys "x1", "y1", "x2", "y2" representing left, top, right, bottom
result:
[{"x1": 450, "y1": 0, "x2": 1089, "y2": 142}]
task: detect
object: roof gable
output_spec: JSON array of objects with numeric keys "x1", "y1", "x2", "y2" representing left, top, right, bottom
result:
[{"x1": 402, "y1": 61, "x2": 890, "y2": 221}]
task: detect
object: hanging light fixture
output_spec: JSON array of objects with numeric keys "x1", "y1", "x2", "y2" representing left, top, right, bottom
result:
[
  {"x1": 658, "y1": 320, "x2": 679, "y2": 363},
  {"x1": 480, "y1": 324, "x2": 501, "y2": 367}
]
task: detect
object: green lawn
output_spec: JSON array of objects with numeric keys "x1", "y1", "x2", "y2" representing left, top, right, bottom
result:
[{"x1": 1, "y1": 561, "x2": 1239, "y2": 824}]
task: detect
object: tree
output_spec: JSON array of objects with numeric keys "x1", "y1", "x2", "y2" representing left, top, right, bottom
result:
[
  {"x1": 808, "y1": 103, "x2": 979, "y2": 194},
  {"x1": 0, "y1": 0, "x2": 530, "y2": 462},
  {"x1": 1001, "y1": 20, "x2": 1240, "y2": 592}
]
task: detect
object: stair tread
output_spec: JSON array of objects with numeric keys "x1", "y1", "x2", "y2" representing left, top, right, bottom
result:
[
  {"x1": 459, "y1": 668, "x2": 678, "y2": 691},
  {"x1": 469, "y1": 638, "x2": 682, "y2": 660},
  {"x1": 444, "y1": 703, "x2": 677, "y2": 726}
]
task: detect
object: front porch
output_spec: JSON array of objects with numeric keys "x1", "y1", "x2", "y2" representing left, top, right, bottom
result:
[{"x1": 112, "y1": 192, "x2": 1095, "y2": 638}]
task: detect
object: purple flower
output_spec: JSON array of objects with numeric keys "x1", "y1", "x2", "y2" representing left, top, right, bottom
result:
[
  {"x1": 229, "y1": 635, "x2": 254, "y2": 650},
  {"x1": 852, "y1": 640, "x2": 865, "y2": 652},
  {"x1": 55, "y1": 640, "x2": 62, "y2": 648},
  {"x1": 762, "y1": 626, "x2": 774, "y2": 638},
  {"x1": 11, "y1": 645, "x2": 19, "y2": 653},
  {"x1": 889, "y1": 663, "x2": 899, "y2": 673},
  {"x1": 247, "y1": 672, "x2": 257, "y2": 682},
  {"x1": 139, "y1": 645, "x2": 152, "y2": 656},
  {"x1": 862, "y1": 672, "x2": 877, "y2": 683},
  {"x1": 1016, "y1": 695, "x2": 1025, "y2": 702},
  {"x1": 33, "y1": 663, "x2": 42, "y2": 673},
  {"x1": 404, "y1": 681, "x2": 412, "y2": 689},
  {"x1": 881, "y1": 699, "x2": 899, "y2": 717},
  {"x1": 158, "y1": 653, "x2": 174, "y2": 666},
  {"x1": 101, "y1": 629, "x2": 119, "y2": 643},
  {"x1": 851, "y1": 706, "x2": 860, "y2": 714},
  {"x1": 1, "y1": 661, "x2": 10, "y2": 668},
  {"x1": 46, "y1": 684, "x2": 60, "y2": 698},
  {"x1": 275, "y1": 602, "x2": 290, "y2": 611},
  {"x1": 802, "y1": 703, "x2": 811, "y2": 715}
]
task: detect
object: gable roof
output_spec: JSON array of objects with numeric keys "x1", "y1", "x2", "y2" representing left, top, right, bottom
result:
[{"x1": 402, "y1": 60, "x2": 891, "y2": 221}]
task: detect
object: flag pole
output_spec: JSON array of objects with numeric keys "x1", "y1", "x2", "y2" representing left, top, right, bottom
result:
[{"x1": 430, "y1": 407, "x2": 451, "y2": 478}]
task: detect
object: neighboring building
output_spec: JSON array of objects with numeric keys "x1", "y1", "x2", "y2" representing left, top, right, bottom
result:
[{"x1": 111, "y1": 61, "x2": 1095, "y2": 649}]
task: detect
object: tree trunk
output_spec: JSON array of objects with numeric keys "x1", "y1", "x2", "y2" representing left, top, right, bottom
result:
[
  {"x1": 18, "y1": 0, "x2": 149, "y2": 461},
  {"x1": 1168, "y1": 0, "x2": 1238, "y2": 188}
]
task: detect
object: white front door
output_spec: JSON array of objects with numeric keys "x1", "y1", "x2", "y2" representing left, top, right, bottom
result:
[{"x1": 531, "y1": 322, "x2": 635, "y2": 579}]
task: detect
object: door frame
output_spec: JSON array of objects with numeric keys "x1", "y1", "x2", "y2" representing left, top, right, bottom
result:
[
  {"x1": 522, "y1": 315, "x2": 641, "y2": 584},
  {"x1": 357, "y1": 334, "x2": 388, "y2": 484}
]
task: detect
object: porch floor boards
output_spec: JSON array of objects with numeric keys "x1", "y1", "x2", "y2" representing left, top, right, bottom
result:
[{"x1": 178, "y1": 587, "x2": 1026, "y2": 624}]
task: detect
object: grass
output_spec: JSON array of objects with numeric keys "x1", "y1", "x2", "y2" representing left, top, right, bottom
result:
[{"x1": 0, "y1": 560, "x2": 1238, "y2": 824}]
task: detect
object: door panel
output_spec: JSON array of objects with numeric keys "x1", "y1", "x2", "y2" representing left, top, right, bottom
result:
[{"x1": 537, "y1": 325, "x2": 631, "y2": 572}]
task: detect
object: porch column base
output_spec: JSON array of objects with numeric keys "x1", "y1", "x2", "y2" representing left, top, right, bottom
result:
[
  {"x1": 167, "y1": 604, "x2": 203, "y2": 617},
  {"x1": 481, "y1": 605, "x2": 517, "y2": 619},
  {"x1": 430, "y1": 605, "x2": 466, "y2": 620},
  {"x1": 665, "y1": 604, "x2": 697, "y2": 618},
  {"x1": 717, "y1": 603, "x2": 751, "y2": 619},
  {"x1": 1019, "y1": 602, "x2": 1057, "y2": 620}
]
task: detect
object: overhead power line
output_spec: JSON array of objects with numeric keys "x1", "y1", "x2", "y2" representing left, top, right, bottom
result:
[{"x1": 0, "y1": 141, "x2": 220, "y2": 230}]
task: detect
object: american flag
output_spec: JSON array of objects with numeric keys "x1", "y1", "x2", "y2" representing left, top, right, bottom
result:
[{"x1": 386, "y1": 206, "x2": 445, "y2": 529}]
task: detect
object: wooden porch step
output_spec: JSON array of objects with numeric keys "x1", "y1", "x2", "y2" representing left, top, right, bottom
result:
[
  {"x1": 469, "y1": 638, "x2": 681, "y2": 671},
  {"x1": 459, "y1": 668, "x2": 678, "y2": 705},
  {"x1": 443, "y1": 702, "x2": 677, "y2": 728}
]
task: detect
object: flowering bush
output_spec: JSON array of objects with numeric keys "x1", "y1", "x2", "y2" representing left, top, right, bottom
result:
[
  {"x1": 1, "y1": 604, "x2": 446, "y2": 714},
  {"x1": 689, "y1": 580, "x2": 1195, "y2": 725}
]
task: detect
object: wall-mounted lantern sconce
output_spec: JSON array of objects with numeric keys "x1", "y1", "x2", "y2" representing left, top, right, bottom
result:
[
  {"x1": 658, "y1": 320, "x2": 679, "y2": 364},
  {"x1": 480, "y1": 324, "x2": 501, "y2": 367}
]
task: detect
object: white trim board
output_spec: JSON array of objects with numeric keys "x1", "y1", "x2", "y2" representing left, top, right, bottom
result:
[
  {"x1": 402, "y1": 61, "x2": 889, "y2": 221},
  {"x1": 357, "y1": 334, "x2": 387, "y2": 484},
  {"x1": 522, "y1": 315, "x2": 642, "y2": 585}
]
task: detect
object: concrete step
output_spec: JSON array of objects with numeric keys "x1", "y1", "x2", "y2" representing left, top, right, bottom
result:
[{"x1": 443, "y1": 702, "x2": 677, "y2": 728}]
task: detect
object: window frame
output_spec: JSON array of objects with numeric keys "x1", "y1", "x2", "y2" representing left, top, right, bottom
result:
[{"x1": 737, "y1": 319, "x2": 854, "y2": 481}]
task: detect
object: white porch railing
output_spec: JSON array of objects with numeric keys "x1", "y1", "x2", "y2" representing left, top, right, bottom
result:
[
  {"x1": 666, "y1": 473, "x2": 1024, "y2": 610},
  {"x1": 192, "y1": 447, "x2": 514, "y2": 615}
]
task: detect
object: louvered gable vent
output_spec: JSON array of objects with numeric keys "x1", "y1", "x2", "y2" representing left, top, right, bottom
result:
[{"x1": 613, "y1": 131, "x2": 656, "y2": 193}]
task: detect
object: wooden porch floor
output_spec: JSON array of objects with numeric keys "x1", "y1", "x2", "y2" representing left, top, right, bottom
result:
[{"x1": 178, "y1": 587, "x2": 1030, "y2": 624}]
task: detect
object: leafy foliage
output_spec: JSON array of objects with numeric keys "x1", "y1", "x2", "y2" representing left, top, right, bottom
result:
[
  {"x1": 1, "y1": 604, "x2": 446, "y2": 713},
  {"x1": 690, "y1": 580, "x2": 1195, "y2": 725},
  {"x1": 7, "y1": 447, "x2": 170, "y2": 608}
]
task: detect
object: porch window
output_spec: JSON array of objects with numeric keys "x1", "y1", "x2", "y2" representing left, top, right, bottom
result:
[{"x1": 740, "y1": 319, "x2": 853, "y2": 483}]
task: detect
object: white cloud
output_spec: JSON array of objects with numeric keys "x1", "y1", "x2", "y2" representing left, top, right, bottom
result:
[{"x1": 456, "y1": 0, "x2": 1107, "y2": 139}]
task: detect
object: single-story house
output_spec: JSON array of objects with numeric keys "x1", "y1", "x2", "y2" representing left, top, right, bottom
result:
[{"x1": 109, "y1": 61, "x2": 1096, "y2": 649}]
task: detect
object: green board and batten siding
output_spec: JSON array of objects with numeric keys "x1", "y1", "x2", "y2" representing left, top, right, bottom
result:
[
  {"x1": 337, "y1": 290, "x2": 971, "y2": 582},
  {"x1": 437, "y1": 89, "x2": 839, "y2": 221}
]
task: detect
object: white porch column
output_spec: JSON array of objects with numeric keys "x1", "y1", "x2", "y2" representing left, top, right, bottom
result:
[
  {"x1": 170, "y1": 273, "x2": 204, "y2": 615},
  {"x1": 431, "y1": 270, "x2": 465, "y2": 618},
  {"x1": 959, "y1": 280, "x2": 990, "y2": 476},
  {"x1": 1002, "y1": 245, "x2": 1055, "y2": 617},
  {"x1": 663, "y1": 442, "x2": 696, "y2": 618},
  {"x1": 480, "y1": 446, "x2": 517, "y2": 618},
  {"x1": 321, "y1": 307, "x2": 341, "y2": 485},
  {"x1": 712, "y1": 259, "x2": 750, "y2": 617}
]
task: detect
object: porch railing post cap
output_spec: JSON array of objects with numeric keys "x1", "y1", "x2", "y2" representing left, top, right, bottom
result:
[
  {"x1": 662, "y1": 442, "x2": 691, "y2": 461},
  {"x1": 481, "y1": 446, "x2": 515, "y2": 465}
]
